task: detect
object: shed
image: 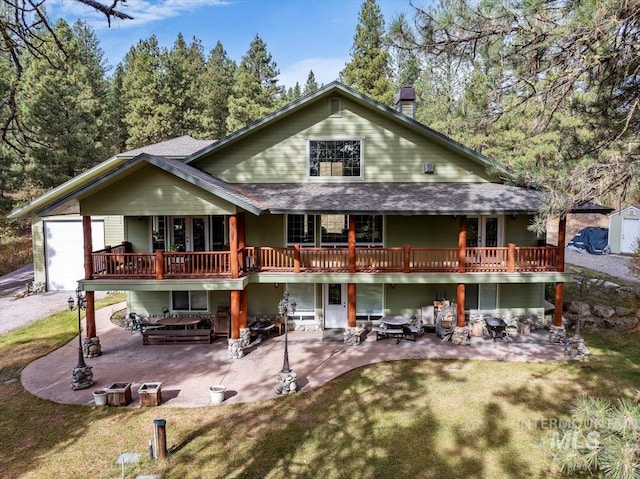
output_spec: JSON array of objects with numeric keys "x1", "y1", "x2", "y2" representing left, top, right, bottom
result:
[{"x1": 608, "y1": 205, "x2": 640, "y2": 254}]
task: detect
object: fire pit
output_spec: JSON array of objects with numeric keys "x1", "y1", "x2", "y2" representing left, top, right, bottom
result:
[{"x1": 485, "y1": 317, "x2": 509, "y2": 341}]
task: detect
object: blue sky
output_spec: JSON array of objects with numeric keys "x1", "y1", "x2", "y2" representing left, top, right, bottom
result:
[{"x1": 47, "y1": 0, "x2": 420, "y2": 88}]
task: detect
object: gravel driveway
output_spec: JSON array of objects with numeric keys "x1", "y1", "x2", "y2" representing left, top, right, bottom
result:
[{"x1": 565, "y1": 250, "x2": 638, "y2": 284}]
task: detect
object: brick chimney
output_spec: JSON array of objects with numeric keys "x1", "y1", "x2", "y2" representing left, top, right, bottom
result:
[{"x1": 395, "y1": 86, "x2": 416, "y2": 118}]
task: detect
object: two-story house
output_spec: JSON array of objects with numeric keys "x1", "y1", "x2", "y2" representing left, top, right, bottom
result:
[{"x1": 9, "y1": 82, "x2": 609, "y2": 356}]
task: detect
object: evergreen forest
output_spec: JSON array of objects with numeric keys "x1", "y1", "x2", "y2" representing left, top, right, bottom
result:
[{"x1": 0, "y1": 0, "x2": 638, "y2": 233}]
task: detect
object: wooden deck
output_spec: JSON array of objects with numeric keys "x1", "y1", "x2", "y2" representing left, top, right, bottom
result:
[{"x1": 91, "y1": 244, "x2": 560, "y2": 279}]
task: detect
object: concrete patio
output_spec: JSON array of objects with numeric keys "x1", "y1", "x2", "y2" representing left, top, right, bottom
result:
[{"x1": 21, "y1": 302, "x2": 571, "y2": 408}]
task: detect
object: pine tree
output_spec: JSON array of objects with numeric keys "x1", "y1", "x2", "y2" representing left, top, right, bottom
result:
[
  {"x1": 163, "y1": 34, "x2": 206, "y2": 138},
  {"x1": 108, "y1": 64, "x2": 128, "y2": 152},
  {"x1": 120, "y1": 36, "x2": 170, "y2": 149},
  {"x1": 226, "y1": 35, "x2": 284, "y2": 133},
  {"x1": 201, "y1": 41, "x2": 236, "y2": 140},
  {"x1": 340, "y1": 0, "x2": 394, "y2": 106},
  {"x1": 20, "y1": 20, "x2": 113, "y2": 190},
  {"x1": 303, "y1": 70, "x2": 319, "y2": 95}
]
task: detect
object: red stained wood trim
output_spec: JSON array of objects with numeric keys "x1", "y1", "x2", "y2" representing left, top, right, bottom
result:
[
  {"x1": 557, "y1": 217, "x2": 566, "y2": 273},
  {"x1": 348, "y1": 216, "x2": 356, "y2": 273},
  {"x1": 231, "y1": 290, "x2": 240, "y2": 339},
  {"x1": 155, "y1": 250, "x2": 165, "y2": 280},
  {"x1": 348, "y1": 283, "x2": 356, "y2": 328},
  {"x1": 229, "y1": 215, "x2": 239, "y2": 279},
  {"x1": 507, "y1": 243, "x2": 516, "y2": 272},
  {"x1": 554, "y1": 282, "x2": 564, "y2": 327},
  {"x1": 456, "y1": 283, "x2": 465, "y2": 327},
  {"x1": 458, "y1": 216, "x2": 467, "y2": 273},
  {"x1": 294, "y1": 244, "x2": 301, "y2": 273}
]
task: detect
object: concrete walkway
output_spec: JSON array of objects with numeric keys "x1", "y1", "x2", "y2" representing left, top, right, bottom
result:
[{"x1": 21, "y1": 302, "x2": 570, "y2": 408}]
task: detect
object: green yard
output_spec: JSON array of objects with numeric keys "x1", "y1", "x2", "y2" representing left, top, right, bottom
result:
[{"x1": 0, "y1": 292, "x2": 638, "y2": 478}]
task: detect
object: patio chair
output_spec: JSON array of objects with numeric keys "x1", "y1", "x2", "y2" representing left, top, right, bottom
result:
[
  {"x1": 161, "y1": 307, "x2": 170, "y2": 318},
  {"x1": 128, "y1": 313, "x2": 144, "y2": 335}
]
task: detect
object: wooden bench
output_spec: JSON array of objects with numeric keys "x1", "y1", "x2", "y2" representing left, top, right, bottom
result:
[
  {"x1": 372, "y1": 326, "x2": 405, "y2": 343},
  {"x1": 142, "y1": 328, "x2": 212, "y2": 345}
]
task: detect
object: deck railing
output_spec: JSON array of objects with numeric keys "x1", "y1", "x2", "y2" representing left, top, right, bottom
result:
[{"x1": 91, "y1": 243, "x2": 560, "y2": 279}]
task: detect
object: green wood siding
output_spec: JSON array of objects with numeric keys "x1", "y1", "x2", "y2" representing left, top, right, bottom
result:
[
  {"x1": 32, "y1": 215, "x2": 45, "y2": 285},
  {"x1": 499, "y1": 283, "x2": 544, "y2": 309},
  {"x1": 195, "y1": 95, "x2": 494, "y2": 184},
  {"x1": 246, "y1": 214, "x2": 284, "y2": 247},
  {"x1": 81, "y1": 165, "x2": 237, "y2": 216},
  {"x1": 386, "y1": 215, "x2": 459, "y2": 247},
  {"x1": 505, "y1": 215, "x2": 540, "y2": 246},
  {"x1": 247, "y1": 283, "x2": 282, "y2": 314},
  {"x1": 104, "y1": 216, "x2": 125, "y2": 248},
  {"x1": 384, "y1": 284, "x2": 456, "y2": 317},
  {"x1": 124, "y1": 216, "x2": 151, "y2": 252}
]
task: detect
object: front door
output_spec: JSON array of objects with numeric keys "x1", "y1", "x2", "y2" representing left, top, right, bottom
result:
[
  {"x1": 621, "y1": 218, "x2": 640, "y2": 253},
  {"x1": 467, "y1": 216, "x2": 501, "y2": 247},
  {"x1": 171, "y1": 216, "x2": 209, "y2": 252},
  {"x1": 324, "y1": 283, "x2": 347, "y2": 328}
]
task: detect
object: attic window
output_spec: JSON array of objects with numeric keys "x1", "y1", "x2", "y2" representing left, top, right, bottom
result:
[{"x1": 329, "y1": 97, "x2": 341, "y2": 116}]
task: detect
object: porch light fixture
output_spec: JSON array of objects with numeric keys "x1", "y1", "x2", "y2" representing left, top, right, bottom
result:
[
  {"x1": 274, "y1": 283, "x2": 279, "y2": 289},
  {"x1": 390, "y1": 283, "x2": 396, "y2": 289},
  {"x1": 68, "y1": 286, "x2": 93, "y2": 390},
  {"x1": 277, "y1": 291, "x2": 297, "y2": 374}
]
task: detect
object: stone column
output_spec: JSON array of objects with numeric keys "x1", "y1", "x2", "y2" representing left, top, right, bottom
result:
[{"x1": 228, "y1": 338, "x2": 244, "y2": 359}]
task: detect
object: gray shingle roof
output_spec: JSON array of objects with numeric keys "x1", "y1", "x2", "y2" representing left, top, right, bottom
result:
[{"x1": 120, "y1": 136, "x2": 214, "y2": 158}]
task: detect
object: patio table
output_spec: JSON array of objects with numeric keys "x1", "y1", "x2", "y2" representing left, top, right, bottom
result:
[{"x1": 157, "y1": 316, "x2": 201, "y2": 330}]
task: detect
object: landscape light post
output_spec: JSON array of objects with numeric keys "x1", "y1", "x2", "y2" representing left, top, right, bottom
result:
[
  {"x1": 68, "y1": 286, "x2": 94, "y2": 390},
  {"x1": 276, "y1": 290, "x2": 298, "y2": 394}
]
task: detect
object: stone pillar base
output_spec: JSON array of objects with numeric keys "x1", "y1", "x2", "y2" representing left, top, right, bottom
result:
[
  {"x1": 451, "y1": 326, "x2": 470, "y2": 345},
  {"x1": 228, "y1": 338, "x2": 244, "y2": 359},
  {"x1": 565, "y1": 336, "x2": 589, "y2": 359},
  {"x1": 71, "y1": 365, "x2": 94, "y2": 390},
  {"x1": 343, "y1": 326, "x2": 365, "y2": 345},
  {"x1": 276, "y1": 370, "x2": 298, "y2": 394},
  {"x1": 83, "y1": 336, "x2": 102, "y2": 358},
  {"x1": 239, "y1": 328, "x2": 251, "y2": 348},
  {"x1": 549, "y1": 325, "x2": 566, "y2": 344}
]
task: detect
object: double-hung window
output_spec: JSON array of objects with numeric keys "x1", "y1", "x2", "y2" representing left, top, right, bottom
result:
[
  {"x1": 309, "y1": 140, "x2": 362, "y2": 178},
  {"x1": 286, "y1": 214, "x2": 315, "y2": 245},
  {"x1": 171, "y1": 291, "x2": 208, "y2": 312}
]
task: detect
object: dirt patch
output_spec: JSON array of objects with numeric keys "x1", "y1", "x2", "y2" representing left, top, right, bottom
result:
[{"x1": 110, "y1": 307, "x2": 127, "y2": 328}]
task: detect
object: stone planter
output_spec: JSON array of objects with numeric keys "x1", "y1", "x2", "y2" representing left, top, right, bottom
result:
[
  {"x1": 209, "y1": 385, "x2": 226, "y2": 404},
  {"x1": 106, "y1": 382, "x2": 132, "y2": 407},
  {"x1": 93, "y1": 389, "x2": 108, "y2": 407},
  {"x1": 138, "y1": 382, "x2": 162, "y2": 407}
]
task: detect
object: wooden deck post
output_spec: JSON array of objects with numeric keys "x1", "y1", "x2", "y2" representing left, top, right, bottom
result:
[
  {"x1": 554, "y1": 216, "x2": 567, "y2": 327},
  {"x1": 507, "y1": 243, "x2": 516, "y2": 272},
  {"x1": 554, "y1": 282, "x2": 564, "y2": 327},
  {"x1": 557, "y1": 216, "x2": 566, "y2": 272},
  {"x1": 456, "y1": 283, "x2": 465, "y2": 327},
  {"x1": 294, "y1": 244, "x2": 301, "y2": 273},
  {"x1": 230, "y1": 290, "x2": 240, "y2": 339},
  {"x1": 458, "y1": 216, "x2": 467, "y2": 273},
  {"x1": 82, "y1": 216, "x2": 97, "y2": 339},
  {"x1": 238, "y1": 212, "x2": 246, "y2": 273},
  {"x1": 348, "y1": 215, "x2": 356, "y2": 273},
  {"x1": 347, "y1": 283, "x2": 356, "y2": 327},
  {"x1": 155, "y1": 249, "x2": 165, "y2": 280},
  {"x1": 229, "y1": 215, "x2": 239, "y2": 279},
  {"x1": 403, "y1": 244, "x2": 410, "y2": 273}
]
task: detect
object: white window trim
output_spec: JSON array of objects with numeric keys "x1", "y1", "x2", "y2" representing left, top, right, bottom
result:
[{"x1": 307, "y1": 138, "x2": 365, "y2": 181}]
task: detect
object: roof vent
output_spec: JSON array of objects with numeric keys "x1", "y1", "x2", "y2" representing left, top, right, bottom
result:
[{"x1": 329, "y1": 97, "x2": 341, "y2": 116}]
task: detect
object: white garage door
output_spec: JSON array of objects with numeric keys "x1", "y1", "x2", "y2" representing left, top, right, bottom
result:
[{"x1": 44, "y1": 220, "x2": 105, "y2": 291}]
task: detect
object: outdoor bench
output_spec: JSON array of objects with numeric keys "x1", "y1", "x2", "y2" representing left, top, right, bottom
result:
[
  {"x1": 142, "y1": 328, "x2": 212, "y2": 345},
  {"x1": 372, "y1": 326, "x2": 405, "y2": 343}
]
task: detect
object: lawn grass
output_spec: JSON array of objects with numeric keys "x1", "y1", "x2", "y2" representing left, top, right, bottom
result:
[{"x1": 0, "y1": 293, "x2": 638, "y2": 478}]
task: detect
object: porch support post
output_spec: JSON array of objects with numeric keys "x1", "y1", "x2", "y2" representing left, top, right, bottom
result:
[
  {"x1": 550, "y1": 216, "x2": 567, "y2": 340},
  {"x1": 456, "y1": 283, "x2": 465, "y2": 327},
  {"x1": 155, "y1": 249, "x2": 165, "y2": 280},
  {"x1": 507, "y1": 243, "x2": 516, "y2": 272},
  {"x1": 228, "y1": 290, "x2": 244, "y2": 359},
  {"x1": 237, "y1": 212, "x2": 246, "y2": 273},
  {"x1": 348, "y1": 215, "x2": 356, "y2": 273},
  {"x1": 458, "y1": 216, "x2": 467, "y2": 273},
  {"x1": 347, "y1": 283, "x2": 356, "y2": 327},
  {"x1": 82, "y1": 216, "x2": 101, "y2": 357},
  {"x1": 294, "y1": 244, "x2": 301, "y2": 273},
  {"x1": 403, "y1": 245, "x2": 410, "y2": 273},
  {"x1": 557, "y1": 216, "x2": 566, "y2": 272},
  {"x1": 229, "y1": 214, "x2": 239, "y2": 279}
]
